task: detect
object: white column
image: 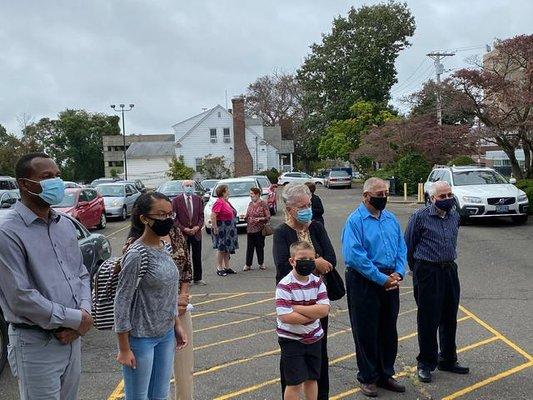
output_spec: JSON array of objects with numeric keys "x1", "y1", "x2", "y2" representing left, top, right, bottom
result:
[{"x1": 289, "y1": 153, "x2": 293, "y2": 171}]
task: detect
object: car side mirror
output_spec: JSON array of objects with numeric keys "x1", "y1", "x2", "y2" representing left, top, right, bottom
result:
[
  {"x1": 1, "y1": 201, "x2": 11, "y2": 209},
  {"x1": 509, "y1": 178, "x2": 517, "y2": 184}
]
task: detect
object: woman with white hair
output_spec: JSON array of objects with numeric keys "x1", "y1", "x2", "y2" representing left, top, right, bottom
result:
[{"x1": 273, "y1": 183, "x2": 337, "y2": 400}]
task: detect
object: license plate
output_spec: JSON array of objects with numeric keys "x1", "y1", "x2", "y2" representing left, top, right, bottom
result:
[{"x1": 495, "y1": 205, "x2": 509, "y2": 213}]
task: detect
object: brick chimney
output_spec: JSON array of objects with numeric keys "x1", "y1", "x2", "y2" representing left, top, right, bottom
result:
[{"x1": 232, "y1": 96, "x2": 253, "y2": 176}]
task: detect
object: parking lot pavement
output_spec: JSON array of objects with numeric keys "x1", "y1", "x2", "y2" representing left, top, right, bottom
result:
[{"x1": 1, "y1": 186, "x2": 531, "y2": 399}]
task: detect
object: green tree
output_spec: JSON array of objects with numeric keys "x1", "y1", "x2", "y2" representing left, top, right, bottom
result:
[
  {"x1": 448, "y1": 155, "x2": 475, "y2": 166},
  {"x1": 395, "y1": 152, "x2": 430, "y2": 195},
  {"x1": 297, "y1": 1, "x2": 415, "y2": 154},
  {"x1": 198, "y1": 155, "x2": 231, "y2": 179},
  {"x1": 318, "y1": 101, "x2": 396, "y2": 160},
  {"x1": 167, "y1": 156, "x2": 195, "y2": 180},
  {"x1": 0, "y1": 124, "x2": 24, "y2": 176}
]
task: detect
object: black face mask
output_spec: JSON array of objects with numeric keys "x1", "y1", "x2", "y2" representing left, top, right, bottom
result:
[
  {"x1": 295, "y1": 259, "x2": 316, "y2": 276},
  {"x1": 148, "y1": 217, "x2": 174, "y2": 237},
  {"x1": 369, "y1": 196, "x2": 387, "y2": 211},
  {"x1": 435, "y1": 198, "x2": 455, "y2": 212}
]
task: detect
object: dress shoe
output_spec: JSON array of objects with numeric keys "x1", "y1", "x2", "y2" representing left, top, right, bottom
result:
[
  {"x1": 418, "y1": 369, "x2": 432, "y2": 383},
  {"x1": 360, "y1": 383, "x2": 378, "y2": 397},
  {"x1": 377, "y1": 377, "x2": 406, "y2": 392},
  {"x1": 438, "y1": 362, "x2": 470, "y2": 374}
]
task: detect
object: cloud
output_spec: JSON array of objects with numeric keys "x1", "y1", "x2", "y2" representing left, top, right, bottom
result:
[{"x1": 0, "y1": 0, "x2": 531, "y2": 134}]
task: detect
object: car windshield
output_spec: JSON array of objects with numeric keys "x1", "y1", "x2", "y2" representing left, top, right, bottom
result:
[
  {"x1": 331, "y1": 171, "x2": 349, "y2": 177},
  {"x1": 97, "y1": 185, "x2": 125, "y2": 197},
  {"x1": 452, "y1": 170, "x2": 508, "y2": 186},
  {"x1": 52, "y1": 192, "x2": 77, "y2": 208},
  {"x1": 221, "y1": 181, "x2": 257, "y2": 197},
  {"x1": 302, "y1": 173, "x2": 312, "y2": 178},
  {"x1": 159, "y1": 181, "x2": 185, "y2": 195},
  {"x1": 202, "y1": 180, "x2": 218, "y2": 190}
]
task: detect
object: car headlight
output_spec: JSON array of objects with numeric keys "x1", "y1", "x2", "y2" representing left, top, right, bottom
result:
[
  {"x1": 112, "y1": 199, "x2": 121, "y2": 207},
  {"x1": 462, "y1": 196, "x2": 483, "y2": 204},
  {"x1": 518, "y1": 194, "x2": 528, "y2": 202}
]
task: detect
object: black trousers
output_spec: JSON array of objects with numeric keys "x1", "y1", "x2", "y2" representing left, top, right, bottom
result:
[
  {"x1": 245, "y1": 231, "x2": 265, "y2": 266},
  {"x1": 345, "y1": 268, "x2": 400, "y2": 384},
  {"x1": 413, "y1": 261, "x2": 460, "y2": 370},
  {"x1": 280, "y1": 316, "x2": 329, "y2": 399},
  {"x1": 187, "y1": 235, "x2": 203, "y2": 281}
]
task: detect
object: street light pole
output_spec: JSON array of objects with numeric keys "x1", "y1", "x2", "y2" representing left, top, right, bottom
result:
[{"x1": 110, "y1": 103, "x2": 134, "y2": 180}]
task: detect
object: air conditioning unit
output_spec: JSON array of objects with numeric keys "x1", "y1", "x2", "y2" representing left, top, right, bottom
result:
[
  {"x1": 223, "y1": 138, "x2": 231, "y2": 143},
  {"x1": 210, "y1": 138, "x2": 217, "y2": 143}
]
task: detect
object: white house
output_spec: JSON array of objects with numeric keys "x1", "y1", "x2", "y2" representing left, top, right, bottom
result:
[
  {"x1": 125, "y1": 141, "x2": 175, "y2": 188},
  {"x1": 172, "y1": 97, "x2": 294, "y2": 177}
]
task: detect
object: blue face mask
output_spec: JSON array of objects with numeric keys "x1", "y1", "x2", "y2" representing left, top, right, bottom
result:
[
  {"x1": 296, "y1": 207, "x2": 313, "y2": 224},
  {"x1": 25, "y1": 177, "x2": 65, "y2": 205},
  {"x1": 184, "y1": 186, "x2": 194, "y2": 195}
]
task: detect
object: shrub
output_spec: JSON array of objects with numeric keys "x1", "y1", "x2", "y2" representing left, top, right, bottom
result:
[
  {"x1": 395, "y1": 152, "x2": 431, "y2": 195},
  {"x1": 516, "y1": 179, "x2": 533, "y2": 215},
  {"x1": 259, "y1": 168, "x2": 280, "y2": 184},
  {"x1": 167, "y1": 156, "x2": 195, "y2": 180},
  {"x1": 448, "y1": 155, "x2": 475, "y2": 166}
]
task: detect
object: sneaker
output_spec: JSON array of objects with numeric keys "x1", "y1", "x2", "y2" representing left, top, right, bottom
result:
[
  {"x1": 193, "y1": 280, "x2": 207, "y2": 286},
  {"x1": 259, "y1": 265, "x2": 267, "y2": 270},
  {"x1": 243, "y1": 265, "x2": 252, "y2": 271},
  {"x1": 224, "y1": 268, "x2": 237, "y2": 274},
  {"x1": 216, "y1": 268, "x2": 227, "y2": 277}
]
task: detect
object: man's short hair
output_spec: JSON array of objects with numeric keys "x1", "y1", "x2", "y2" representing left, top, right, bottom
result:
[
  {"x1": 429, "y1": 181, "x2": 451, "y2": 197},
  {"x1": 290, "y1": 241, "x2": 315, "y2": 258},
  {"x1": 15, "y1": 153, "x2": 51, "y2": 179},
  {"x1": 305, "y1": 181, "x2": 316, "y2": 194},
  {"x1": 250, "y1": 187, "x2": 261, "y2": 195},
  {"x1": 363, "y1": 177, "x2": 388, "y2": 194},
  {"x1": 215, "y1": 184, "x2": 228, "y2": 198}
]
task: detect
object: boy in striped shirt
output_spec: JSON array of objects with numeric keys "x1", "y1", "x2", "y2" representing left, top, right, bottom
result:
[{"x1": 276, "y1": 241, "x2": 330, "y2": 400}]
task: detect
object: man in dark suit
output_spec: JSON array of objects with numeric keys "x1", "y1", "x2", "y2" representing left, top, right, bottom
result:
[{"x1": 172, "y1": 180, "x2": 206, "y2": 285}]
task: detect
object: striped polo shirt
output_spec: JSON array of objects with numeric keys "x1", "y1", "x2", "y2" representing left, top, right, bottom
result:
[{"x1": 275, "y1": 271, "x2": 329, "y2": 344}]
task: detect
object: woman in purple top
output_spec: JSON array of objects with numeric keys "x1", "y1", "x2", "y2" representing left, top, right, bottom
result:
[{"x1": 210, "y1": 184, "x2": 239, "y2": 276}]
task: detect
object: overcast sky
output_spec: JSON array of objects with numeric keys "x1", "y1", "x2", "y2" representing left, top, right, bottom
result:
[{"x1": 1, "y1": 0, "x2": 531, "y2": 135}]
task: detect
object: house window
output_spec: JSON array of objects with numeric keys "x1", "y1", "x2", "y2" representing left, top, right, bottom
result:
[
  {"x1": 210, "y1": 128, "x2": 217, "y2": 143},
  {"x1": 195, "y1": 158, "x2": 203, "y2": 172},
  {"x1": 223, "y1": 128, "x2": 231, "y2": 143}
]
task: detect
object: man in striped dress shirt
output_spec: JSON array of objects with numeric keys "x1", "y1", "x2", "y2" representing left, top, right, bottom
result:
[
  {"x1": 405, "y1": 181, "x2": 470, "y2": 383},
  {"x1": 275, "y1": 241, "x2": 330, "y2": 400}
]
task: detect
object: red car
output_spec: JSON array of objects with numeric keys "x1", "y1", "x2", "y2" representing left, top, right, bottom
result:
[{"x1": 53, "y1": 188, "x2": 107, "y2": 230}]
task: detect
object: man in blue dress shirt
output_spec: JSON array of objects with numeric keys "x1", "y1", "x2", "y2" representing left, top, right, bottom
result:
[
  {"x1": 405, "y1": 181, "x2": 470, "y2": 383},
  {"x1": 342, "y1": 177, "x2": 407, "y2": 397}
]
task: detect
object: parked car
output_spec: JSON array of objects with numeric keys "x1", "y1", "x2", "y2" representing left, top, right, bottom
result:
[
  {"x1": 63, "y1": 181, "x2": 82, "y2": 189},
  {"x1": 246, "y1": 175, "x2": 278, "y2": 215},
  {"x1": 52, "y1": 188, "x2": 107, "y2": 230},
  {"x1": 0, "y1": 213, "x2": 111, "y2": 375},
  {"x1": 324, "y1": 170, "x2": 352, "y2": 189},
  {"x1": 278, "y1": 172, "x2": 324, "y2": 186},
  {"x1": 90, "y1": 177, "x2": 120, "y2": 187},
  {"x1": 121, "y1": 179, "x2": 147, "y2": 193},
  {"x1": 204, "y1": 177, "x2": 266, "y2": 233},
  {"x1": 201, "y1": 179, "x2": 219, "y2": 202},
  {"x1": 157, "y1": 180, "x2": 206, "y2": 201},
  {"x1": 424, "y1": 165, "x2": 529, "y2": 224},
  {"x1": 0, "y1": 191, "x2": 20, "y2": 217},
  {"x1": 96, "y1": 182, "x2": 141, "y2": 220},
  {"x1": 0, "y1": 176, "x2": 18, "y2": 192}
]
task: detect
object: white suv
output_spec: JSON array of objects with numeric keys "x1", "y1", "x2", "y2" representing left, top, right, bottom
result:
[
  {"x1": 424, "y1": 166, "x2": 529, "y2": 224},
  {"x1": 278, "y1": 172, "x2": 324, "y2": 186}
]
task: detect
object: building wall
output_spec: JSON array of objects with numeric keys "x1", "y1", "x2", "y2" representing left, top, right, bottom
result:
[
  {"x1": 174, "y1": 108, "x2": 234, "y2": 172},
  {"x1": 126, "y1": 157, "x2": 173, "y2": 188}
]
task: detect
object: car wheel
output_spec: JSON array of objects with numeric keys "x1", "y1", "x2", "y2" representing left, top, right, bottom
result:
[
  {"x1": 270, "y1": 203, "x2": 277, "y2": 216},
  {"x1": 97, "y1": 213, "x2": 107, "y2": 230},
  {"x1": 0, "y1": 312, "x2": 7, "y2": 375},
  {"x1": 120, "y1": 206, "x2": 127, "y2": 221},
  {"x1": 206, "y1": 227, "x2": 211, "y2": 235},
  {"x1": 460, "y1": 215, "x2": 469, "y2": 225},
  {"x1": 512, "y1": 215, "x2": 528, "y2": 225},
  {"x1": 283, "y1": 182, "x2": 289, "y2": 186},
  {"x1": 316, "y1": 181, "x2": 323, "y2": 186}
]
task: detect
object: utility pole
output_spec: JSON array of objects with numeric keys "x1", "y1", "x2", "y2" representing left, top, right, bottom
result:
[
  {"x1": 110, "y1": 104, "x2": 134, "y2": 180},
  {"x1": 426, "y1": 52, "x2": 455, "y2": 125}
]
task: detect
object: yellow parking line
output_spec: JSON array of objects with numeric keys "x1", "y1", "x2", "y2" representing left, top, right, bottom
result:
[
  {"x1": 194, "y1": 329, "x2": 274, "y2": 351},
  {"x1": 335, "y1": 290, "x2": 414, "y2": 314},
  {"x1": 192, "y1": 297, "x2": 274, "y2": 319},
  {"x1": 214, "y1": 378, "x2": 281, "y2": 400},
  {"x1": 194, "y1": 349, "x2": 280, "y2": 377},
  {"x1": 191, "y1": 290, "x2": 274, "y2": 298},
  {"x1": 193, "y1": 292, "x2": 248, "y2": 306},
  {"x1": 442, "y1": 360, "x2": 533, "y2": 400},
  {"x1": 107, "y1": 380, "x2": 124, "y2": 400},
  {"x1": 105, "y1": 223, "x2": 130, "y2": 238},
  {"x1": 459, "y1": 305, "x2": 533, "y2": 362},
  {"x1": 194, "y1": 312, "x2": 277, "y2": 334},
  {"x1": 330, "y1": 336, "x2": 500, "y2": 400}
]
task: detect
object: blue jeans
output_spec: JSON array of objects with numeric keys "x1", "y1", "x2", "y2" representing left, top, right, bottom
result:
[{"x1": 123, "y1": 328, "x2": 176, "y2": 400}]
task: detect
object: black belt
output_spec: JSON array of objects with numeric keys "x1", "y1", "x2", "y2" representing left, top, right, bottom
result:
[
  {"x1": 418, "y1": 260, "x2": 455, "y2": 268},
  {"x1": 379, "y1": 268, "x2": 395, "y2": 275},
  {"x1": 11, "y1": 323, "x2": 65, "y2": 334}
]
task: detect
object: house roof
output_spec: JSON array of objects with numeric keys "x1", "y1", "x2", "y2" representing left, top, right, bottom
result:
[
  {"x1": 126, "y1": 141, "x2": 175, "y2": 158},
  {"x1": 263, "y1": 126, "x2": 294, "y2": 153},
  {"x1": 173, "y1": 105, "x2": 232, "y2": 143}
]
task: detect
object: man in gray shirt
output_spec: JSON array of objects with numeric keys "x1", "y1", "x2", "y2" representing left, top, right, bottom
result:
[{"x1": 0, "y1": 153, "x2": 93, "y2": 400}]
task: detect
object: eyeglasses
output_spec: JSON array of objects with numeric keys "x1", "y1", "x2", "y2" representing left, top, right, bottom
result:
[
  {"x1": 146, "y1": 212, "x2": 176, "y2": 220},
  {"x1": 435, "y1": 193, "x2": 454, "y2": 200}
]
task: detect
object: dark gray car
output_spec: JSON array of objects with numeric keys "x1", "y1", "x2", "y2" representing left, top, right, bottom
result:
[{"x1": 0, "y1": 213, "x2": 111, "y2": 375}]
